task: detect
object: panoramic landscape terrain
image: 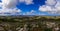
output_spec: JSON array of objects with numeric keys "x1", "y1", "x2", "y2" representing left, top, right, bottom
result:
[
  {"x1": 0, "y1": 16, "x2": 60, "y2": 31},
  {"x1": 0, "y1": 0, "x2": 60, "y2": 31}
]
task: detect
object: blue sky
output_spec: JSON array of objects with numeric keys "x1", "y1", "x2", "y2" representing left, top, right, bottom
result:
[
  {"x1": 0, "y1": 0, "x2": 60, "y2": 16},
  {"x1": 17, "y1": 0, "x2": 47, "y2": 15},
  {"x1": 17, "y1": 0, "x2": 45, "y2": 12}
]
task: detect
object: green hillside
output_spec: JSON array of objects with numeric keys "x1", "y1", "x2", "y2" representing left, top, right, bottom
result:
[{"x1": 0, "y1": 16, "x2": 60, "y2": 31}]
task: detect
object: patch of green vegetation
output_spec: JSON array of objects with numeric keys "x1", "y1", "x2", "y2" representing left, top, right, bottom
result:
[{"x1": 0, "y1": 16, "x2": 60, "y2": 31}]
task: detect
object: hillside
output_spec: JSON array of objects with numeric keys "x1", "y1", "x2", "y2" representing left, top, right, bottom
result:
[{"x1": 0, "y1": 16, "x2": 60, "y2": 31}]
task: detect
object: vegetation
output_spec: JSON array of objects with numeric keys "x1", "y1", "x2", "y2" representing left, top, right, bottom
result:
[{"x1": 0, "y1": 16, "x2": 60, "y2": 31}]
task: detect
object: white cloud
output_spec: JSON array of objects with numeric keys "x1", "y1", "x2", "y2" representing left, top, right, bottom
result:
[
  {"x1": 0, "y1": 8, "x2": 21, "y2": 13},
  {"x1": 29, "y1": 10, "x2": 36, "y2": 13},
  {"x1": 0, "y1": 0, "x2": 22, "y2": 15},
  {"x1": 27, "y1": 10, "x2": 36, "y2": 15},
  {"x1": 22, "y1": 10, "x2": 36, "y2": 15},
  {"x1": 0, "y1": 0, "x2": 34, "y2": 16},
  {"x1": 39, "y1": 13, "x2": 46, "y2": 15},
  {"x1": 22, "y1": 10, "x2": 46, "y2": 15},
  {"x1": 45, "y1": 0, "x2": 56, "y2": 6},
  {"x1": 2, "y1": 0, "x2": 18, "y2": 9},
  {"x1": 39, "y1": 0, "x2": 60, "y2": 14},
  {"x1": 19, "y1": 0, "x2": 34, "y2": 5}
]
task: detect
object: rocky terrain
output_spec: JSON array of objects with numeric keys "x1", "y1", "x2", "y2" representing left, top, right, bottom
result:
[{"x1": 0, "y1": 16, "x2": 60, "y2": 31}]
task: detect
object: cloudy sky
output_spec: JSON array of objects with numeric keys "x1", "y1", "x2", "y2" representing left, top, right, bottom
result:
[{"x1": 0, "y1": 0, "x2": 60, "y2": 16}]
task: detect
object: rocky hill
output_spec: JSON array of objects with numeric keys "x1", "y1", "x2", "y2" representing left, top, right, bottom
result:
[{"x1": 0, "y1": 16, "x2": 60, "y2": 31}]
